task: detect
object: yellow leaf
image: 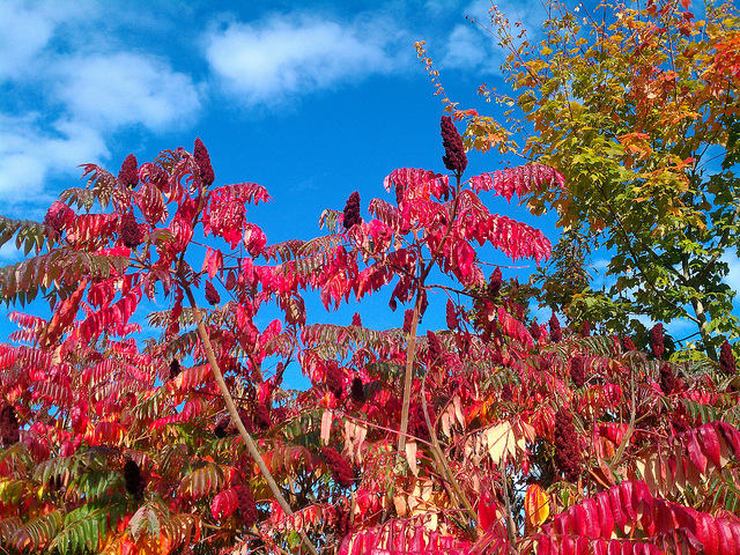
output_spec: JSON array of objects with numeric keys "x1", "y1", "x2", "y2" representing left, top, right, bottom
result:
[
  {"x1": 485, "y1": 421, "x2": 516, "y2": 465},
  {"x1": 525, "y1": 484, "x2": 550, "y2": 528}
]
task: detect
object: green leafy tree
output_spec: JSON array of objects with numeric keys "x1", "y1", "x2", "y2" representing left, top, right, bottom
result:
[{"x1": 458, "y1": 0, "x2": 739, "y2": 359}]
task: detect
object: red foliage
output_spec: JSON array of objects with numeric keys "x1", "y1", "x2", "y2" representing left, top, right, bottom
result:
[{"x1": 0, "y1": 126, "x2": 735, "y2": 554}]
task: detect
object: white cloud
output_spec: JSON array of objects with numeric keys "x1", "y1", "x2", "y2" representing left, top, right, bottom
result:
[
  {"x1": 0, "y1": 114, "x2": 107, "y2": 200},
  {"x1": 0, "y1": 1, "x2": 202, "y2": 201},
  {"x1": 52, "y1": 53, "x2": 201, "y2": 131},
  {"x1": 0, "y1": 0, "x2": 89, "y2": 80},
  {"x1": 442, "y1": 24, "x2": 486, "y2": 69},
  {"x1": 205, "y1": 13, "x2": 406, "y2": 107},
  {"x1": 440, "y1": 0, "x2": 545, "y2": 73}
]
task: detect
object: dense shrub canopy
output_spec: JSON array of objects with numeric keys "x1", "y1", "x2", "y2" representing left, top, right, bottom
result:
[{"x1": 0, "y1": 114, "x2": 736, "y2": 554}]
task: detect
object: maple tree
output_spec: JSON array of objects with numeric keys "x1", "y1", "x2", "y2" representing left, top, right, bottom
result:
[
  {"x1": 432, "y1": 0, "x2": 739, "y2": 361},
  {"x1": 0, "y1": 116, "x2": 736, "y2": 555}
]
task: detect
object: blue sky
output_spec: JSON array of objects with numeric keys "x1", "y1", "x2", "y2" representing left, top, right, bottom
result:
[{"x1": 0, "y1": 0, "x2": 737, "y2": 352}]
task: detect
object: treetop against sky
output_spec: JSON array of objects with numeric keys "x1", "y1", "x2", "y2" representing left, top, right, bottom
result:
[{"x1": 0, "y1": 0, "x2": 737, "y2": 341}]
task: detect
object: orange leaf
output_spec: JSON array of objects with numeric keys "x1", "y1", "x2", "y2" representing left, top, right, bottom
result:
[{"x1": 525, "y1": 483, "x2": 550, "y2": 528}]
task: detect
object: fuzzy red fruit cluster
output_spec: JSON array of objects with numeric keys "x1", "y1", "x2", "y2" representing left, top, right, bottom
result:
[
  {"x1": 321, "y1": 447, "x2": 354, "y2": 487},
  {"x1": 342, "y1": 191, "x2": 361, "y2": 230},
  {"x1": 569, "y1": 356, "x2": 587, "y2": 388},
  {"x1": 530, "y1": 320, "x2": 541, "y2": 341},
  {"x1": 350, "y1": 377, "x2": 366, "y2": 404},
  {"x1": 169, "y1": 359, "x2": 181, "y2": 380},
  {"x1": 446, "y1": 299, "x2": 458, "y2": 330},
  {"x1": 501, "y1": 383, "x2": 513, "y2": 401},
  {"x1": 233, "y1": 485, "x2": 258, "y2": 526},
  {"x1": 554, "y1": 408, "x2": 582, "y2": 482},
  {"x1": 720, "y1": 340, "x2": 736, "y2": 375},
  {"x1": 651, "y1": 323, "x2": 665, "y2": 359},
  {"x1": 118, "y1": 154, "x2": 139, "y2": 188},
  {"x1": 325, "y1": 363, "x2": 344, "y2": 399},
  {"x1": 659, "y1": 363, "x2": 677, "y2": 395},
  {"x1": 440, "y1": 116, "x2": 467, "y2": 176},
  {"x1": 426, "y1": 331, "x2": 443, "y2": 363},
  {"x1": 123, "y1": 459, "x2": 145, "y2": 499},
  {"x1": 549, "y1": 312, "x2": 562, "y2": 342},
  {"x1": 194, "y1": 138, "x2": 215, "y2": 186},
  {"x1": 119, "y1": 212, "x2": 143, "y2": 249},
  {"x1": 0, "y1": 405, "x2": 19, "y2": 447}
]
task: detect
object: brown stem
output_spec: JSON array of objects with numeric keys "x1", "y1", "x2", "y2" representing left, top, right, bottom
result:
[
  {"x1": 182, "y1": 284, "x2": 319, "y2": 555},
  {"x1": 500, "y1": 464, "x2": 517, "y2": 548},
  {"x1": 397, "y1": 175, "x2": 464, "y2": 455},
  {"x1": 397, "y1": 300, "x2": 421, "y2": 454},
  {"x1": 420, "y1": 378, "x2": 478, "y2": 527}
]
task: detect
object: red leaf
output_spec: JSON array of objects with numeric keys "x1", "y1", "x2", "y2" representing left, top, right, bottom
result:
[{"x1": 686, "y1": 430, "x2": 708, "y2": 474}]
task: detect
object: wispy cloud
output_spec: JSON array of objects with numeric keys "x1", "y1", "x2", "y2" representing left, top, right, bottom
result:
[
  {"x1": 204, "y1": 12, "x2": 409, "y2": 108},
  {"x1": 439, "y1": 0, "x2": 546, "y2": 73},
  {"x1": 51, "y1": 53, "x2": 201, "y2": 132},
  {"x1": 0, "y1": 1, "x2": 201, "y2": 204},
  {"x1": 0, "y1": 113, "x2": 107, "y2": 199}
]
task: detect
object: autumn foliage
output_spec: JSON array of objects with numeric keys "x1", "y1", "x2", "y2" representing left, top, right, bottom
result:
[{"x1": 0, "y1": 110, "x2": 737, "y2": 553}]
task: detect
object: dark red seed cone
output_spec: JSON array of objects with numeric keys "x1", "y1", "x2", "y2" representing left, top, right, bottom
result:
[
  {"x1": 549, "y1": 312, "x2": 562, "y2": 342},
  {"x1": 569, "y1": 356, "x2": 587, "y2": 388},
  {"x1": 530, "y1": 320, "x2": 541, "y2": 341},
  {"x1": 169, "y1": 359, "x2": 181, "y2": 380},
  {"x1": 659, "y1": 363, "x2": 677, "y2": 395},
  {"x1": 446, "y1": 299, "x2": 458, "y2": 330},
  {"x1": 205, "y1": 280, "x2": 220, "y2": 305},
  {"x1": 351, "y1": 313, "x2": 362, "y2": 327},
  {"x1": 719, "y1": 340, "x2": 736, "y2": 376},
  {"x1": 402, "y1": 309, "x2": 414, "y2": 333},
  {"x1": 194, "y1": 138, "x2": 215, "y2": 186},
  {"x1": 120, "y1": 212, "x2": 143, "y2": 249},
  {"x1": 118, "y1": 154, "x2": 139, "y2": 188},
  {"x1": 350, "y1": 377, "x2": 366, "y2": 404},
  {"x1": 440, "y1": 115, "x2": 467, "y2": 176},
  {"x1": 225, "y1": 271, "x2": 237, "y2": 291},
  {"x1": 233, "y1": 485, "x2": 258, "y2": 526},
  {"x1": 650, "y1": 323, "x2": 665, "y2": 359},
  {"x1": 123, "y1": 459, "x2": 145, "y2": 499},
  {"x1": 580, "y1": 320, "x2": 591, "y2": 337},
  {"x1": 325, "y1": 363, "x2": 344, "y2": 399},
  {"x1": 554, "y1": 408, "x2": 582, "y2": 482},
  {"x1": 0, "y1": 405, "x2": 20, "y2": 446},
  {"x1": 342, "y1": 191, "x2": 361, "y2": 230},
  {"x1": 321, "y1": 447, "x2": 354, "y2": 487}
]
